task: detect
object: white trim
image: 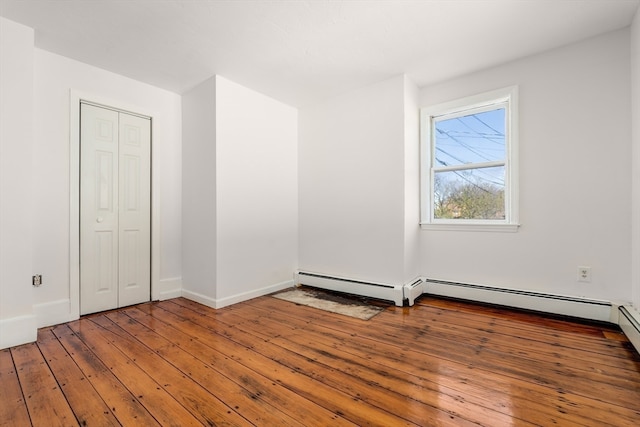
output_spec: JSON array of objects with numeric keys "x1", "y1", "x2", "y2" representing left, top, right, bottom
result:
[
  {"x1": 215, "y1": 280, "x2": 294, "y2": 309},
  {"x1": 158, "y1": 277, "x2": 183, "y2": 301},
  {"x1": 619, "y1": 306, "x2": 640, "y2": 355},
  {"x1": 180, "y1": 289, "x2": 218, "y2": 309},
  {"x1": 69, "y1": 90, "x2": 162, "y2": 319},
  {"x1": 428, "y1": 88, "x2": 513, "y2": 118},
  {"x1": 34, "y1": 299, "x2": 73, "y2": 328},
  {"x1": 420, "y1": 86, "x2": 519, "y2": 229},
  {"x1": 0, "y1": 314, "x2": 37, "y2": 349},
  {"x1": 182, "y1": 279, "x2": 294, "y2": 309},
  {"x1": 159, "y1": 288, "x2": 183, "y2": 301},
  {"x1": 420, "y1": 223, "x2": 520, "y2": 232},
  {"x1": 423, "y1": 279, "x2": 612, "y2": 322}
]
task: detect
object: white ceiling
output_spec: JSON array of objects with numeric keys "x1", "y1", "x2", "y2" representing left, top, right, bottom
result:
[{"x1": 1, "y1": 0, "x2": 638, "y2": 107}]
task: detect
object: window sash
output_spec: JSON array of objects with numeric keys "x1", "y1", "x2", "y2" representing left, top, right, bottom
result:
[
  {"x1": 432, "y1": 160, "x2": 506, "y2": 173},
  {"x1": 432, "y1": 99, "x2": 509, "y2": 122},
  {"x1": 429, "y1": 162, "x2": 511, "y2": 225}
]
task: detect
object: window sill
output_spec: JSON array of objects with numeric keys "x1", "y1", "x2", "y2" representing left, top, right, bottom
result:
[{"x1": 420, "y1": 223, "x2": 520, "y2": 232}]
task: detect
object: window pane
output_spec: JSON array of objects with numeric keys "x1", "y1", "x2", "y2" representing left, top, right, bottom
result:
[
  {"x1": 433, "y1": 166, "x2": 505, "y2": 220},
  {"x1": 434, "y1": 108, "x2": 505, "y2": 167}
]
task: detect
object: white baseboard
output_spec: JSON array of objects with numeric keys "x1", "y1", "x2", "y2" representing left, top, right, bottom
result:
[
  {"x1": 404, "y1": 278, "x2": 424, "y2": 306},
  {"x1": 181, "y1": 289, "x2": 218, "y2": 309},
  {"x1": 423, "y1": 279, "x2": 612, "y2": 322},
  {"x1": 34, "y1": 299, "x2": 76, "y2": 328},
  {"x1": 157, "y1": 277, "x2": 183, "y2": 301},
  {"x1": 297, "y1": 271, "x2": 405, "y2": 306},
  {"x1": 215, "y1": 280, "x2": 294, "y2": 309},
  {"x1": 0, "y1": 314, "x2": 37, "y2": 349},
  {"x1": 182, "y1": 279, "x2": 295, "y2": 310},
  {"x1": 619, "y1": 306, "x2": 640, "y2": 355},
  {"x1": 159, "y1": 288, "x2": 183, "y2": 300}
]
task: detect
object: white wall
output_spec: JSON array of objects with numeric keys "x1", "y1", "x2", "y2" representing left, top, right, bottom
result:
[
  {"x1": 0, "y1": 17, "x2": 36, "y2": 348},
  {"x1": 298, "y1": 75, "x2": 408, "y2": 286},
  {"x1": 403, "y1": 76, "x2": 421, "y2": 282},
  {"x1": 182, "y1": 77, "x2": 218, "y2": 301},
  {"x1": 215, "y1": 76, "x2": 298, "y2": 305},
  {"x1": 632, "y1": 7, "x2": 640, "y2": 310},
  {"x1": 181, "y1": 76, "x2": 298, "y2": 308},
  {"x1": 32, "y1": 49, "x2": 182, "y2": 326},
  {"x1": 419, "y1": 28, "x2": 632, "y2": 303}
]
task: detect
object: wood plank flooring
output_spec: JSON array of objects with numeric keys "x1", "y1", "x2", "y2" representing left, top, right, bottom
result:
[{"x1": 2, "y1": 292, "x2": 640, "y2": 426}]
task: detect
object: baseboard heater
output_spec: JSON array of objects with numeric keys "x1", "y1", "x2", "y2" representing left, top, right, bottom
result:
[
  {"x1": 423, "y1": 279, "x2": 612, "y2": 322},
  {"x1": 619, "y1": 306, "x2": 640, "y2": 355},
  {"x1": 296, "y1": 271, "x2": 408, "y2": 306}
]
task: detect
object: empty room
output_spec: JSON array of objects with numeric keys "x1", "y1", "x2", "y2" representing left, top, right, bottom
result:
[{"x1": 1, "y1": 0, "x2": 640, "y2": 425}]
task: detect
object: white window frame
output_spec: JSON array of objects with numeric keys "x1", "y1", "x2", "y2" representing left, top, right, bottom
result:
[{"x1": 420, "y1": 86, "x2": 519, "y2": 232}]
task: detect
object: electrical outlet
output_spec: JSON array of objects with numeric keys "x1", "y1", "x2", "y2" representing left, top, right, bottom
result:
[
  {"x1": 32, "y1": 274, "x2": 42, "y2": 287},
  {"x1": 577, "y1": 266, "x2": 591, "y2": 283}
]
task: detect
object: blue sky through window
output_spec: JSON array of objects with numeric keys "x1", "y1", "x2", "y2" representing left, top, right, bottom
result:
[{"x1": 434, "y1": 108, "x2": 506, "y2": 187}]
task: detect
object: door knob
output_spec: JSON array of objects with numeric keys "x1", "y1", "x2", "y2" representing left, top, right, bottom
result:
[{"x1": 96, "y1": 217, "x2": 104, "y2": 223}]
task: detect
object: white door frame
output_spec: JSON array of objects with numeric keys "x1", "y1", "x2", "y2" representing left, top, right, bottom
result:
[{"x1": 69, "y1": 89, "x2": 161, "y2": 319}]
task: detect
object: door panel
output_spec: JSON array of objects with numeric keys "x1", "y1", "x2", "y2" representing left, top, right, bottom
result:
[
  {"x1": 96, "y1": 151, "x2": 115, "y2": 210},
  {"x1": 80, "y1": 103, "x2": 151, "y2": 315},
  {"x1": 95, "y1": 231, "x2": 115, "y2": 293},
  {"x1": 81, "y1": 104, "x2": 119, "y2": 315},
  {"x1": 122, "y1": 155, "x2": 140, "y2": 211},
  {"x1": 118, "y1": 112, "x2": 151, "y2": 307}
]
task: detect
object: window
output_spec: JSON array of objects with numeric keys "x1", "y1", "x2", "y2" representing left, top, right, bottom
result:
[{"x1": 420, "y1": 86, "x2": 519, "y2": 231}]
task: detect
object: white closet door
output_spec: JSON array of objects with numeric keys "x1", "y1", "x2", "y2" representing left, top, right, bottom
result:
[
  {"x1": 118, "y1": 112, "x2": 151, "y2": 307},
  {"x1": 80, "y1": 104, "x2": 120, "y2": 314},
  {"x1": 80, "y1": 103, "x2": 150, "y2": 315}
]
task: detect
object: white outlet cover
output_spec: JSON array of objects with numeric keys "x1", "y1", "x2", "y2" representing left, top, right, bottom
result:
[{"x1": 577, "y1": 266, "x2": 591, "y2": 282}]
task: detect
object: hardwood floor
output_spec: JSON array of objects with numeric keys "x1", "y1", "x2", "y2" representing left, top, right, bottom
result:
[{"x1": 2, "y1": 292, "x2": 640, "y2": 426}]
